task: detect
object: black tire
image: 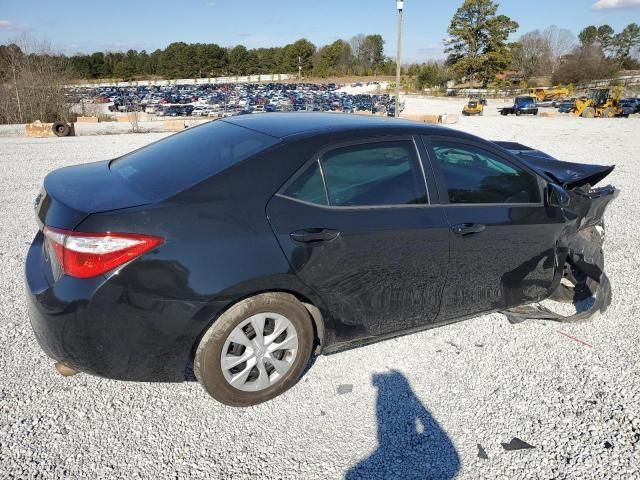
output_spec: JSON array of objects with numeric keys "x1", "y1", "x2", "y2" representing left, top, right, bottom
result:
[
  {"x1": 581, "y1": 107, "x2": 595, "y2": 118},
  {"x1": 194, "y1": 292, "x2": 314, "y2": 407},
  {"x1": 515, "y1": 110, "x2": 522, "y2": 116},
  {"x1": 52, "y1": 122, "x2": 71, "y2": 137}
]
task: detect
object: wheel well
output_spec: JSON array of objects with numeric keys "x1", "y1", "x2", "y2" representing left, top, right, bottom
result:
[{"x1": 189, "y1": 289, "x2": 326, "y2": 370}]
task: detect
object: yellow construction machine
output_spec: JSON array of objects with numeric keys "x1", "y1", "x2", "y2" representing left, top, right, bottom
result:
[
  {"x1": 527, "y1": 87, "x2": 569, "y2": 102},
  {"x1": 462, "y1": 94, "x2": 486, "y2": 116},
  {"x1": 573, "y1": 88, "x2": 624, "y2": 118}
]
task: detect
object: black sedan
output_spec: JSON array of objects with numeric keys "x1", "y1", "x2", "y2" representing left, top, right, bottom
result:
[{"x1": 26, "y1": 113, "x2": 617, "y2": 406}]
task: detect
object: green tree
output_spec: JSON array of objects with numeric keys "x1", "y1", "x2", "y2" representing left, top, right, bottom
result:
[
  {"x1": 280, "y1": 39, "x2": 316, "y2": 73},
  {"x1": 113, "y1": 49, "x2": 139, "y2": 80},
  {"x1": 228, "y1": 45, "x2": 252, "y2": 75},
  {"x1": 70, "y1": 55, "x2": 92, "y2": 78},
  {"x1": 445, "y1": 0, "x2": 519, "y2": 86},
  {"x1": 579, "y1": 23, "x2": 640, "y2": 67},
  {"x1": 158, "y1": 42, "x2": 198, "y2": 78},
  {"x1": 314, "y1": 39, "x2": 353, "y2": 76},
  {"x1": 89, "y1": 52, "x2": 108, "y2": 77},
  {"x1": 579, "y1": 25, "x2": 598, "y2": 47},
  {"x1": 416, "y1": 62, "x2": 449, "y2": 89},
  {"x1": 612, "y1": 23, "x2": 640, "y2": 63},
  {"x1": 193, "y1": 43, "x2": 227, "y2": 77},
  {"x1": 350, "y1": 34, "x2": 385, "y2": 75},
  {"x1": 253, "y1": 47, "x2": 281, "y2": 72},
  {"x1": 365, "y1": 34, "x2": 385, "y2": 68}
]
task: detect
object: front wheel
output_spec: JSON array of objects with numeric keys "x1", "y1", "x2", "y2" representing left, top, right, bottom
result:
[
  {"x1": 581, "y1": 107, "x2": 595, "y2": 118},
  {"x1": 194, "y1": 293, "x2": 315, "y2": 407}
]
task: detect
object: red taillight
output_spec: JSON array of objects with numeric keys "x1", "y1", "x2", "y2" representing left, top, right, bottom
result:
[{"x1": 43, "y1": 226, "x2": 164, "y2": 279}]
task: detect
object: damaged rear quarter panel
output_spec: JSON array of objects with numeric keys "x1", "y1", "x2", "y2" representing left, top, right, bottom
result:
[{"x1": 497, "y1": 143, "x2": 619, "y2": 323}]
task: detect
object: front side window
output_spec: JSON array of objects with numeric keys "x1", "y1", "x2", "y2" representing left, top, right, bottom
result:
[
  {"x1": 320, "y1": 141, "x2": 427, "y2": 207},
  {"x1": 432, "y1": 141, "x2": 541, "y2": 204}
]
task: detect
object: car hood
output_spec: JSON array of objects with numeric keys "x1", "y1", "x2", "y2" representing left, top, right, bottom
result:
[{"x1": 493, "y1": 141, "x2": 614, "y2": 189}]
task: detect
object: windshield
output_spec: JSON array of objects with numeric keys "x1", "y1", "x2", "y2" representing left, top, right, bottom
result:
[
  {"x1": 516, "y1": 97, "x2": 535, "y2": 106},
  {"x1": 111, "y1": 121, "x2": 279, "y2": 200}
]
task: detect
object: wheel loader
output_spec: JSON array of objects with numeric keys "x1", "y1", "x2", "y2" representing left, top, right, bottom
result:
[{"x1": 573, "y1": 89, "x2": 624, "y2": 118}]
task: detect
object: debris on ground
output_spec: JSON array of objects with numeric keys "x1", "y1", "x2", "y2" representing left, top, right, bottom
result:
[
  {"x1": 501, "y1": 438, "x2": 536, "y2": 451},
  {"x1": 337, "y1": 384, "x2": 353, "y2": 395},
  {"x1": 557, "y1": 331, "x2": 594, "y2": 348},
  {"x1": 477, "y1": 444, "x2": 489, "y2": 460}
]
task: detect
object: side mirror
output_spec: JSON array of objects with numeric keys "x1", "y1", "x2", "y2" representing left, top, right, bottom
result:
[{"x1": 546, "y1": 183, "x2": 570, "y2": 208}]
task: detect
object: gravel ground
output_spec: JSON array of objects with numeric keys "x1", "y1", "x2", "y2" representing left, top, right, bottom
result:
[{"x1": 1, "y1": 113, "x2": 639, "y2": 479}]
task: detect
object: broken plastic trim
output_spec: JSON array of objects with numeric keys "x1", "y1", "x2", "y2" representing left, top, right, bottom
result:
[
  {"x1": 494, "y1": 141, "x2": 616, "y2": 189},
  {"x1": 502, "y1": 273, "x2": 611, "y2": 324}
]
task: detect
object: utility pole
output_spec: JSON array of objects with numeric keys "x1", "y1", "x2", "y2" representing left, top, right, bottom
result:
[
  {"x1": 395, "y1": 0, "x2": 404, "y2": 118},
  {"x1": 298, "y1": 56, "x2": 302, "y2": 82}
]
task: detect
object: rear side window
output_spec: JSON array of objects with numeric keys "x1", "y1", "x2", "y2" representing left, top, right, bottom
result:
[
  {"x1": 283, "y1": 160, "x2": 328, "y2": 205},
  {"x1": 111, "y1": 121, "x2": 279, "y2": 199},
  {"x1": 321, "y1": 141, "x2": 427, "y2": 207},
  {"x1": 432, "y1": 141, "x2": 541, "y2": 204}
]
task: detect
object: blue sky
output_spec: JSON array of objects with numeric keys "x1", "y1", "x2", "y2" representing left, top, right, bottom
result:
[{"x1": 1, "y1": 0, "x2": 639, "y2": 62}]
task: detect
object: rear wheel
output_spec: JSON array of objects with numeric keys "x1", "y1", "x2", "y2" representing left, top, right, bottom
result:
[
  {"x1": 194, "y1": 293, "x2": 314, "y2": 407},
  {"x1": 602, "y1": 107, "x2": 615, "y2": 118}
]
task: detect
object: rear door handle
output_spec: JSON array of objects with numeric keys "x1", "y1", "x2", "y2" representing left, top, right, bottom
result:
[
  {"x1": 452, "y1": 223, "x2": 486, "y2": 236},
  {"x1": 290, "y1": 228, "x2": 340, "y2": 243}
]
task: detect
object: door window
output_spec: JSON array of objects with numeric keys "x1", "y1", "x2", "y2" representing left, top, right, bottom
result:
[
  {"x1": 282, "y1": 160, "x2": 328, "y2": 205},
  {"x1": 321, "y1": 141, "x2": 427, "y2": 207},
  {"x1": 432, "y1": 142, "x2": 541, "y2": 204}
]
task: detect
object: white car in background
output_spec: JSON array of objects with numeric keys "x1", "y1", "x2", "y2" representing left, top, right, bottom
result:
[{"x1": 191, "y1": 106, "x2": 210, "y2": 116}]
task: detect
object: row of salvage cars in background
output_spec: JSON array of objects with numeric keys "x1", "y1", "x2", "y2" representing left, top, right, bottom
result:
[{"x1": 69, "y1": 82, "x2": 400, "y2": 117}]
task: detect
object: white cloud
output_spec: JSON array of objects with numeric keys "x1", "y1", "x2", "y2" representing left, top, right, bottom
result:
[
  {"x1": 0, "y1": 20, "x2": 31, "y2": 36},
  {"x1": 593, "y1": 0, "x2": 640, "y2": 10}
]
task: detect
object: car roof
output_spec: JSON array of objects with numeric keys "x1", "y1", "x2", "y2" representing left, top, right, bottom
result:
[{"x1": 221, "y1": 112, "x2": 454, "y2": 140}]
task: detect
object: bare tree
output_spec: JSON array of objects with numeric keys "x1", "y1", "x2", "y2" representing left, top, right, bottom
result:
[
  {"x1": 126, "y1": 97, "x2": 144, "y2": 133},
  {"x1": 543, "y1": 26, "x2": 577, "y2": 72},
  {"x1": 513, "y1": 26, "x2": 577, "y2": 80},
  {"x1": 512, "y1": 30, "x2": 552, "y2": 79},
  {"x1": 0, "y1": 34, "x2": 72, "y2": 124}
]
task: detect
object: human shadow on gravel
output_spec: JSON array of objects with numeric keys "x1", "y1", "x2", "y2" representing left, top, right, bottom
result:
[{"x1": 345, "y1": 371, "x2": 460, "y2": 480}]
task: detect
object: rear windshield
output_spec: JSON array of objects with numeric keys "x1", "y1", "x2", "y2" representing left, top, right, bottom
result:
[{"x1": 110, "y1": 121, "x2": 279, "y2": 199}]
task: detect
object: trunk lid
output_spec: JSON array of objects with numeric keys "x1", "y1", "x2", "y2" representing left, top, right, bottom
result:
[
  {"x1": 493, "y1": 141, "x2": 615, "y2": 189},
  {"x1": 36, "y1": 160, "x2": 152, "y2": 230}
]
